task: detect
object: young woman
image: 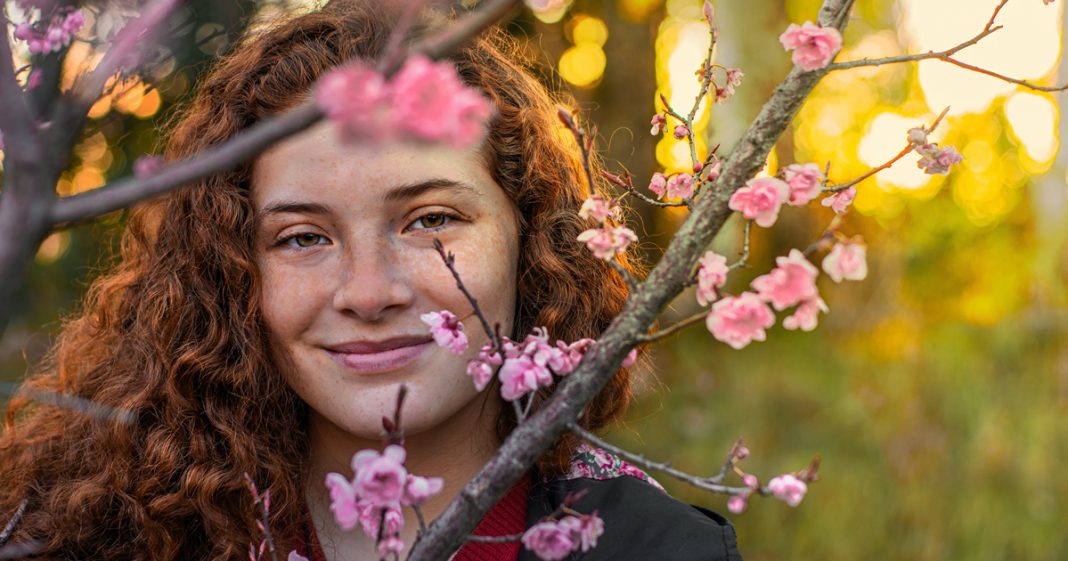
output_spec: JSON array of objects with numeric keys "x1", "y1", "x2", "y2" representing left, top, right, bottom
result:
[{"x1": 0, "y1": 2, "x2": 741, "y2": 559}]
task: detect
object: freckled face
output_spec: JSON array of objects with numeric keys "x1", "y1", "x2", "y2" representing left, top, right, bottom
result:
[{"x1": 252, "y1": 121, "x2": 519, "y2": 440}]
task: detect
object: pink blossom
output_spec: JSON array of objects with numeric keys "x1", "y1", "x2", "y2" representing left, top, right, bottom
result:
[
  {"x1": 621, "y1": 348, "x2": 638, "y2": 368},
  {"x1": 782, "y1": 296, "x2": 828, "y2": 331},
  {"x1": 742, "y1": 474, "x2": 759, "y2": 488},
  {"x1": 420, "y1": 310, "x2": 468, "y2": 354},
  {"x1": 696, "y1": 251, "x2": 730, "y2": 306},
  {"x1": 521, "y1": 328, "x2": 571, "y2": 373},
  {"x1": 728, "y1": 177, "x2": 789, "y2": 228},
  {"x1": 778, "y1": 21, "x2": 843, "y2": 71},
  {"x1": 133, "y1": 155, "x2": 164, "y2": 180},
  {"x1": 705, "y1": 292, "x2": 776, "y2": 350},
  {"x1": 357, "y1": 503, "x2": 403, "y2": 539},
  {"x1": 727, "y1": 493, "x2": 748, "y2": 514},
  {"x1": 735, "y1": 446, "x2": 750, "y2": 460},
  {"x1": 390, "y1": 55, "x2": 492, "y2": 148},
  {"x1": 377, "y1": 536, "x2": 405, "y2": 559},
  {"x1": 352, "y1": 445, "x2": 407, "y2": 507},
  {"x1": 768, "y1": 474, "x2": 808, "y2": 507},
  {"x1": 916, "y1": 144, "x2": 963, "y2": 175},
  {"x1": 648, "y1": 172, "x2": 668, "y2": 198},
  {"x1": 551, "y1": 338, "x2": 595, "y2": 375},
  {"x1": 650, "y1": 113, "x2": 667, "y2": 135},
  {"x1": 288, "y1": 551, "x2": 310, "y2": 561},
  {"x1": 316, "y1": 61, "x2": 391, "y2": 140},
  {"x1": 558, "y1": 514, "x2": 604, "y2": 553},
  {"x1": 578, "y1": 194, "x2": 620, "y2": 223},
  {"x1": 498, "y1": 355, "x2": 553, "y2": 401},
  {"x1": 821, "y1": 186, "x2": 856, "y2": 214},
  {"x1": 704, "y1": 161, "x2": 722, "y2": 181},
  {"x1": 715, "y1": 68, "x2": 744, "y2": 103},
  {"x1": 673, "y1": 125, "x2": 690, "y2": 139},
  {"x1": 665, "y1": 173, "x2": 695, "y2": 199},
  {"x1": 577, "y1": 225, "x2": 638, "y2": 261},
  {"x1": 782, "y1": 163, "x2": 824, "y2": 206},
  {"x1": 15, "y1": 10, "x2": 84, "y2": 55},
  {"x1": 822, "y1": 242, "x2": 868, "y2": 283},
  {"x1": 522, "y1": 520, "x2": 577, "y2": 561},
  {"x1": 466, "y1": 343, "x2": 502, "y2": 391},
  {"x1": 751, "y1": 249, "x2": 820, "y2": 311},
  {"x1": 324, "y1": 473, "x2": 360, "y2": 530},
  {"x1": 907, "y1": 127, "x2": 928, "y2": 145},
  {"x1": 403, "y1": 475, "x2": 444, "y2": 506}
]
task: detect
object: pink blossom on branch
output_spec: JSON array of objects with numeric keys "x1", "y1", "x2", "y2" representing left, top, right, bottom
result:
[
  {"x1": 390, "y1": 55, "x2": 493, "y2": 148},
  {"x1": 403, "y1": 475, "x2": 444, "y2": 506},
  {"x1": 577, "y1": 225, "x2": 638, "y2": 260},
  {"x1": 522, "y1": 521, "x2": 576, "y2": 561},
  {"x1": 768, "y1": 474, "x2": 808, "y2": 507},
  {"x1": 728, "y1": 177, "x2": 789, "y2": 228},
  {"x1": 498, "y1": 354, "x2": 553, "y2": 401},
  {"x1": 324, "y1": 473, "x2": 360, "y2": 530},
  {"x1": 706, "y1": 292, "x2": 776, "y2": 349},
  {"x1": 650, "y1": 113, "x2": 667, "y2": 135},
  {"x1": 578, "y1": 194, "x2": 621, "y2": 223},
  {"x1": 420, "y1": 310, "x2": 468, "y2": 354},
  {"x1": 673, "y1": 125, "x2": 690, "y2": 139},
  {"x1": 695, "y1": 250, "x2": 730, "y2": 306},
  {"x1": 750, "y1": 249, "x2": 820, "y2": 311},
  {"x1": 466, "y1": 342, "x2": 502, "y2": 391},
  {"x1": 822, "y1": 242, "x2": 868, "y2": 283},
  {"x1": 665, "y1": 173, "x2": 695, "y2": 199},
  {"x1": 726, "y1": 493, "x2": 748, "y2": 514},
  {"x1": 352, "y1": 445, "x2": 408, "y2": 507},
  {"x1": 782, "y1": 163, "x2": 824, "y2": 206},
  {"x1": 821, "y1": 186, "x2": 856, "y2": 214},
  {"x1": 778, "y1": 21, "x2": 843, "y2": 71},
  {"x1": 782, "y1": 296, "x2": 828, "y2": 331},
  {"x1": 317, "y1": 55, "x2": 492, "y2": 148},
  {"x1": 915, "y1": 143, "x2": 964, "y2": 175}
]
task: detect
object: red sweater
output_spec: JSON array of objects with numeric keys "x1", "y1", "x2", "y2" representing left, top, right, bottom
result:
[{"x1": 297, "y1": 474, "x2": 530, "y2": 561}]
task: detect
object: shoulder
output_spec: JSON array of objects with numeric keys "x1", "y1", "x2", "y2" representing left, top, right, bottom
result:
[{"x1": 523, "y1": 446, "x2": 743, "y2": 561}]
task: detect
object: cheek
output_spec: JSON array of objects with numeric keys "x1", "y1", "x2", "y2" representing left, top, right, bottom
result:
[{"x1": 257, "y1": 260, "x2": 320, "y2": 340}]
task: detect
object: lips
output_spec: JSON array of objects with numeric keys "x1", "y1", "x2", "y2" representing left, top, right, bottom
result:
[{"x1": 324, "y1": 335, "x2": 435, "y2": 375}]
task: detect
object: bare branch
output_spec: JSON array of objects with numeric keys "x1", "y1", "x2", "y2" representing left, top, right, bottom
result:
[
  {"x1": 433, "y1": 239, "x2": 500, "y2": 350},
  {"x1": 827, "y1": 0, "x2": 1067, "y2": 93},
  {"x1": 0, "y1": 500, "x2": 27, "y2": 547}
]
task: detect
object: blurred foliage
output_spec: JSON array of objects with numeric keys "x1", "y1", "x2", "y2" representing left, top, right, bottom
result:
[{"x1": 2, "y1": 0, "x2": 1067, "y2": 559}]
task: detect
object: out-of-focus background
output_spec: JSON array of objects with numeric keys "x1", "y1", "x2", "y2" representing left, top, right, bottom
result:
[{"x1": 2, "y1": 0, "x2": 1065, "y2": 559}]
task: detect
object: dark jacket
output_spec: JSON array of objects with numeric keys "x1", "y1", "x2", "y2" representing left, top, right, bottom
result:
[{"x1": 520, "y1": 474, "x2": 743, "y2": 561}]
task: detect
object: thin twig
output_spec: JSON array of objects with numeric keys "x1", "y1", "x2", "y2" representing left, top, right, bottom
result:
[
  {"x1": 0, "y1": 382, "x2": 135, "y2": 425},
  {"x1": 568, "y1": 423, "x2": 747, "y2": 494},
  {"x1": 433, "y1": 239, "x2": 499, "y2": 350},
  {"x1": 608, "y1": 260, "x2": 638, "y2": 293},
  {"x1": 0, "y1": 500, "x2": 27, "y2": 548},
  {"x1": 557, "y1": 108, "x2": 596, "y2": 197},
  {"x1": 729, "y1": 220, "x2": 752, "y2": 270},
  {"x1": 603, "y1": 170, "x2": 686, "y2": 208},
  {"x1": 637, "y1": 310, "x2": 706, "y2": 343},
  {"x1": 827, "y1": 0, "x2": 1067, "y2": 92},
  {"x1": 824, "y1": 107, "x2": 950, "y2": 192},
  {"x1": 243, "y1": 474, "x2": 280, "y2": 561}
]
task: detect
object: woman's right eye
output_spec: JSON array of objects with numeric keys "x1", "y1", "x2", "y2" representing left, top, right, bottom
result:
[{"x1": 279, "y1": 232, "x2": 331, "y2": 249}]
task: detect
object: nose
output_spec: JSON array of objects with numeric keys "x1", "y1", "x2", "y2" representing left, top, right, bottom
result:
[{"x1": 332, "y1": 237, "x2": 415, "y2": 322}]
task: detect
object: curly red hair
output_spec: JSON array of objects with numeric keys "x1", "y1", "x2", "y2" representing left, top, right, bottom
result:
[{"x1": 0, "y1": 2, "x2": 640, "y2": 559}]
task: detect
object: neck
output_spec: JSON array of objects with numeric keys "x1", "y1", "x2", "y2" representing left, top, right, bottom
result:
[{"x1": 304, "y1": 394, "x2": 501, "y2": 561}]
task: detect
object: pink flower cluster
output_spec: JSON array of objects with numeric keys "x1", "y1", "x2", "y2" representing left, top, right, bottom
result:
[
  {"x1": 768, "y1": 474, "x2": 808, "y2": 507},
  {"x1": 317, "y1": 55, "x2": 492, "y2": 148},
  {"x1": 915, "y1": 143, "x2": 964, "y2": 175},
  {"x1": 521, "y1": 513, "x2": 605, "y2": 561},
  {"x1": 727, "y1": 472, "x2": 762, "y2": 514},
  {"x1": 13, "y1": 9, "x2": 84, "y2": 55},
  {"x1": 420, "y1": 310, "x2": 468, "y2": 354},
  {"x1": 324, "y1": 444, "x2": 443, "y2": 557},
  {"x1": 577, "y1": 225, "x2": 638, "y2": 260},
  {"x1": 714, "y1": 67, "x2": 744, "y2": 104},
  {"x1": 499, "y1": 329, "x2": 595, "y2": 401},
  {"x1": 822, "y1": 242, "x2": 867, "y2": 283},
  {"x1": 578, "y1": 194, "x2": 621, "y2": 223},
  {"x1": 821, "y1": 186, "x2": 856, "y2": 214},
  {"x1": 695, "y1": 251, "x2": 729, "y2": 306},
  {"x1": 650, "y1": 113, "x2": 667, "y2": 135},
  {"x1": 705, "y1": 249, "x2": 830, "y2": 348},
  {"x1": 649, "y1": 172, "x2": 696, "y2": 201},
  {"x1": 728, "y1": 177, "x2": 788, "y2": 227},
  {"x1": 778, "y1": 21, "x2": 842, "y2": 71}
]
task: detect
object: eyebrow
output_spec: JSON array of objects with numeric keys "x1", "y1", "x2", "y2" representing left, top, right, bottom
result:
[{"x1": 258, "y1": 179, "x2": 483, "y2": 217}]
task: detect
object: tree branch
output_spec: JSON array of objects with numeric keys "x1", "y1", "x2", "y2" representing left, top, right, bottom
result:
[{"x1": 405, "y1": 1, "x2": 856, "y2": 559}]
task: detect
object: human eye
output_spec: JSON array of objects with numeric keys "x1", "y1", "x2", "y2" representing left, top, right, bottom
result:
[
  {"x1": 406, "y1": 211, "x2": 460, "y2": 232},
  {"x1": 276, "y1": 231, "x2": 332, "y2": 249}
]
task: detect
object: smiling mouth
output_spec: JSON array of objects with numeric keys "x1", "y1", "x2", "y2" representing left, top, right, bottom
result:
[{"x1": 325, "y1": 339, "x2": 434, "y2": 375}]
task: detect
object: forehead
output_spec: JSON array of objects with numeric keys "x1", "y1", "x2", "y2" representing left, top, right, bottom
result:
[{"x1": 250, "y1": 120, "x2": 499, "y2": 206}]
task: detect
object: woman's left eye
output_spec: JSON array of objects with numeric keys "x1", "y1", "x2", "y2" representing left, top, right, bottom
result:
[{"x1": 408, "y1": 213, "x2": 454, "y2": 231}]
